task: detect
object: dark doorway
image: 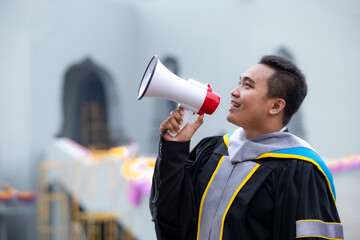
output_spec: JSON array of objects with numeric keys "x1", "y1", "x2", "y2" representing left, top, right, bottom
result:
[
  {"x1": 62, "y1": 58, "x2": 120, "y2": 150},
  {"x1": 76, "y1": 72, "x2": 109, "y2": 149}
]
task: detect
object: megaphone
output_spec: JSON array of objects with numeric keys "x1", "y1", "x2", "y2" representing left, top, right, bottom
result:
[{"x1": 138, "y1": 55, "x2": 220, "y2": 137}]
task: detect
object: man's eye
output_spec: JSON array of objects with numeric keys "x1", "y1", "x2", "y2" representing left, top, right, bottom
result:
[{"x1": 244, "y1": 83, "x2": 251, "y2": 87}]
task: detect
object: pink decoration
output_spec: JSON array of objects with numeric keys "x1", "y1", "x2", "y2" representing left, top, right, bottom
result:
[
  {"x1": 127, "y1": 178, "x2": 152, "y2": 206},
  {"x1": 327, "y1": 156, "x2": 360, "y2": 173}
]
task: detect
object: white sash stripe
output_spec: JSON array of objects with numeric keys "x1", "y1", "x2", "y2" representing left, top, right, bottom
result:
[
  {"x1": 296, "y1": 220, "x2": 343, "y2": 239},
  {"x1": 198, "y1": 156, "x2": 258, "y2": 240}
]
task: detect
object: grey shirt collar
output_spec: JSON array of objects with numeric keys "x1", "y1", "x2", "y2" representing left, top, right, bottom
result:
[{"x1": 228, "y1": 128, "x2": 313, "y2": 164}]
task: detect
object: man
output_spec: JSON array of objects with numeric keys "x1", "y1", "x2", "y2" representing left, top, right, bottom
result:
[{"x1": 149, "y1": 55, "x2": 343, "y2": 240}]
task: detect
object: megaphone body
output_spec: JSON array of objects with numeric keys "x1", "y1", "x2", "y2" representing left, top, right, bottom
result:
[{"x1": 138, "y1": 55, "x2": 220, "y2": 136}]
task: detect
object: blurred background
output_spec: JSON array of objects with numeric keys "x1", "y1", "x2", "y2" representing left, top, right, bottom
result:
[{"x1": 0, "y1": 0, "x2": 359, "y2": 239}]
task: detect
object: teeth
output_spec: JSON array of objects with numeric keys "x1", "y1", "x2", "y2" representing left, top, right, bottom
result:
[{"x1": 231, "y1": 101, "x2": 240, "y2": 107}]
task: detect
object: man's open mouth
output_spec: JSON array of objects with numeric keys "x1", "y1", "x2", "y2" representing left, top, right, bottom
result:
[{"x1": 231, "y1": 100, "x2": 240, "y2": 108}]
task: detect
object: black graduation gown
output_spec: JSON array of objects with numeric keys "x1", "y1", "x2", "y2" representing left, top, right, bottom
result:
[{"x1": 149, "y1": 135, "x2": 343, "y2": 240}]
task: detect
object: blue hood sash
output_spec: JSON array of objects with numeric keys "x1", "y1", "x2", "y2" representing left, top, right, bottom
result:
[
  {"x1": 226, "y1": 128, "x2": 336, "y2": 203},
  {"x1": 256, "y1": 147, "x2": 336, "y2": 202}
]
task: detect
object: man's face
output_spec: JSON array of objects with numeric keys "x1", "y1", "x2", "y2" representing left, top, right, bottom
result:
[{"x1": 226, "y1": 64, "x2": 276, "y2": 129}]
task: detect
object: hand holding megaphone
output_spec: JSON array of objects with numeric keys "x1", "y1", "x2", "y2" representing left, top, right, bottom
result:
[
  {"x1": 160, "y1": 107, "x2": 205, "y2": 141},
  {"x1": 160, "y1": 107, "x2": 204, "y2": 142},
  {"x1": 138, "y1": 55, "x2": 220, "y2": 137}
]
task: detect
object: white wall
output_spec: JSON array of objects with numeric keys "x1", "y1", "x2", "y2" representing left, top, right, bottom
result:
[
  {"x1": 0, "y1": 0, "x2": 33, "y2": 191},
  {"x1": 0, "y1": 1, "x2": 38, "y2": 239}
]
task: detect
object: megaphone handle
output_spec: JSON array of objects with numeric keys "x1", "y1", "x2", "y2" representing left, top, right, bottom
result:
[{"x1": 167, "y1": 108, "x2": 193, "y2": 137}]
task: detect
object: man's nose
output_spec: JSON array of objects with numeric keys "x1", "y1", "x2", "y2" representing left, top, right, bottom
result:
[{"x1": 231, "y1": 87, "x2": 240, "y2": 97}]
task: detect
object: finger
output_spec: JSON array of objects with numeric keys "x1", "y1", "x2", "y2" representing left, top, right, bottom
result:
[
  {"x1": 168, "y1": 116, "x2": 181, "y2": 133},
  {"x1": 160, "y1": 115, "x2": 180, "y2": 134},
  {"x1": 160, "y1": 121, "x2": 168, "y2": 135},
  {"x1": 170, "y1": 110, "x2": 183, "y2": 125},
  {"x1": 160, "y1": 118, "x2": 174, "y2": 133},
  {"x1": 177, "y1": 107, "x2": 185, "y2": 115},
  {"x1": 159, "y1": 109, "x2": 183, "y2": 135},
  {"x1": 191, "y1": 114, "x2": 204, "y2": 132}
]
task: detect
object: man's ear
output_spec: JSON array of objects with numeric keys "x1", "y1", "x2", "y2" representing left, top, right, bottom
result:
[{"x1": 269, "y1": 98, "x2": 285, "y2": 115}]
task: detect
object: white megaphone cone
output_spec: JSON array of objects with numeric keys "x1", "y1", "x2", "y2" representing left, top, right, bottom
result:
[{"x1": 138, "y1": 55, "x2": 220, "y2": 137}]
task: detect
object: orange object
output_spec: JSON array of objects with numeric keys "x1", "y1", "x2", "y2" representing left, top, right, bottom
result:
[
  {"x1": 0, "y1": 183, "x2": 36, "y2": 203},
  {"x1": 0, "y1": 187, "x2": 17, "y2": 202}
]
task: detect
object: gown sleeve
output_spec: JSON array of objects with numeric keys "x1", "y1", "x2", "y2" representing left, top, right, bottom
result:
[
  {"x1": 149, "y1": 136, "x2": 221, "y2": 240},
  {"x1": 270, "y1": 159, "x2": 343, "y2": 240}
]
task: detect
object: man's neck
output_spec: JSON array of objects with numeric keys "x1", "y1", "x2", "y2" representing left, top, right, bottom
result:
[{"x1": 243, "y1": 125, "x2": 285, "y2": 139}]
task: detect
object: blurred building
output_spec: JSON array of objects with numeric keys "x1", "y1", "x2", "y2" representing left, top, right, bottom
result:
[{"x1": 0, "y1": 0, "x2": 359, "y2": 239}]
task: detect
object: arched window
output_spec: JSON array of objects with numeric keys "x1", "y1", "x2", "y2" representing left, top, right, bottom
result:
[
  {"x1": 276, "y1": 48, "x2": 307, "y2": 140},
  {"x1": 61, "y1": 58, "x2": 124, "y2": 149}
]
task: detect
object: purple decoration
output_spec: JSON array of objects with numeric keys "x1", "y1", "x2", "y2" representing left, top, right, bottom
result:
[
  {"x1": 350, "y1": 158, "x2": 360, "y2": 168},
  {"x1": 0, "y1": 195, "x2": 17, "y2": 204},
  {"x1": 127, "y1": 178, "x2": 152, "y2": 206},
  {"x1": 328, "y1": 156, "x2": 360, "y2": 173}
]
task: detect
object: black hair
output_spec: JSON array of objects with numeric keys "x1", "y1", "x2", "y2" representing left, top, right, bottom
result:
[{"x1": 259, "y1": 55, "x2": 307, "y2": 126}]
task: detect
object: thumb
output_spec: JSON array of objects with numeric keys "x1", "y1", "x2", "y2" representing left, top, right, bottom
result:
[
  {"x1": 172, "y1": 114, "x2": 204, "y2": 142},
  {"x1": 191, "y1": 114, "x2": 204, "y2": 132}
]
